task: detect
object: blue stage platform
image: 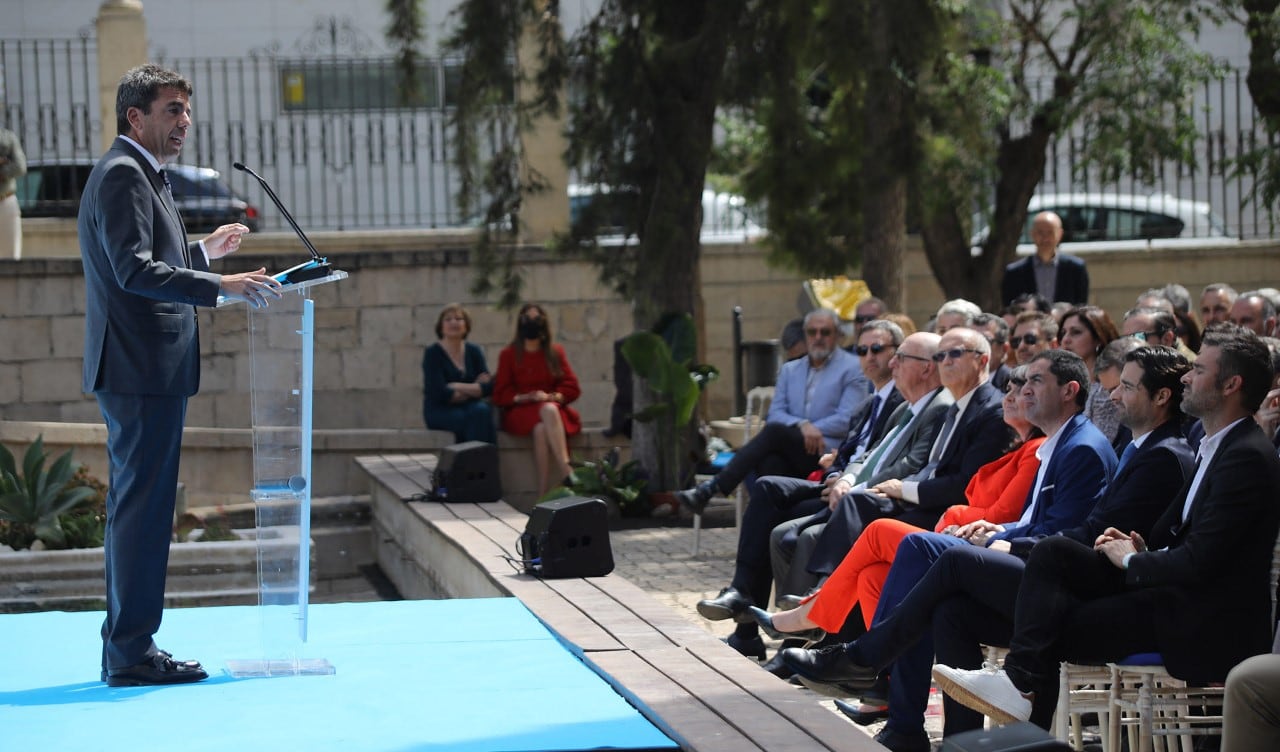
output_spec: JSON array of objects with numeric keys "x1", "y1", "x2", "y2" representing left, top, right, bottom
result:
[{"x1": 0, "y1": 599, "x2": 677, "y2": 752}]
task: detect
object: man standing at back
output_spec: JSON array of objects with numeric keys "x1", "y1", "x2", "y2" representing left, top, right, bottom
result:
[
  {"x1": 81, "y1": 64, "x2": 280, "y2": 686},
  {"x1": 1001, "y1": 211, "x2": 1089, "y2": 306}
]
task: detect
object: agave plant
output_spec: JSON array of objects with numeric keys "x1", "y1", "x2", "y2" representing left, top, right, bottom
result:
[{"x1": 0, "y1": 436, "x2": 99, "y2": 549}]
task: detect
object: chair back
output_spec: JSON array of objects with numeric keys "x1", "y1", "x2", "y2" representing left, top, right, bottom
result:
[{"x1": 743, "y1": 386, "x2": 774, "y2": 443}]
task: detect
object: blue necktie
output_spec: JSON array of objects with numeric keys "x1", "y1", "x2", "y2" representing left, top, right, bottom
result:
[
  {"x1": 856, "y1": 395, "x2": 882, "y2": 448},
  {"x1": 1115, "y1": 441, "x2": 1137, "y2": 474},
  {"x1": 928, "y1": 404, "x2": 960, "y2": 464}
]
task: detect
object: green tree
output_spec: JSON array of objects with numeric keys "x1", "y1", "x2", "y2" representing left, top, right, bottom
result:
[
  {"x1": 1238, "y1": 0, "x2": 1280, "y2": 212},
  {"x1": 386, "y1": 0, "x2": 427, "y2": 105}
]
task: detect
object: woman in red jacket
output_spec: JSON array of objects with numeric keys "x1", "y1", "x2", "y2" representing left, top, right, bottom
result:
[{"x1": 492, "y1": 303, "x2": 582, "y2": 494}]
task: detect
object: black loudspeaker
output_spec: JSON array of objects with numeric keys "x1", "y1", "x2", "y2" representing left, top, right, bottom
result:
[
  {"x1": 431, "y1": 441, "x2": 502, "y2": 503},
  {"x1": 519, "y1": 496, "x2": 614, "y2": 578},
  {"x1": 941, "y1": 722, "x2": 1072, "y2": 751}
]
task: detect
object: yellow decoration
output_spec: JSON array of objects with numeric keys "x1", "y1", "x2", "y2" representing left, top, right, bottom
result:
[{"x1": 805, "y1": 276, "x2": 872, "y2": 320}]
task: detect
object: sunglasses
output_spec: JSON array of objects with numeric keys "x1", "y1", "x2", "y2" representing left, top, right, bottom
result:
[
  {"x1": 853, "y1": 314, "x2": 878, "y2": 324},
  {"x1": 1005, "y1": 378, "x2": 1027, "y2": 394},
  {"x1": 931, "y1": 348, "x2": 981, "y2": 362},
  {"x1": 1128, "y1": 331, "x2": 1160, "y2": 342},
  {"x1": 855, "y1": 343, "x2": 895, "y2": 356},
  {"x1": 805, "y1": 327, "x2": 835, "y2": 337},
  {"x1": 1016, "y1": 333, "x2": 1040, "y2": 346}
]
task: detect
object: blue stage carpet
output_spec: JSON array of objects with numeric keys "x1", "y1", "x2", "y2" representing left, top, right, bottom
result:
[{"x1": 0, "y1": 599, "x2": 677, "y2": 752}]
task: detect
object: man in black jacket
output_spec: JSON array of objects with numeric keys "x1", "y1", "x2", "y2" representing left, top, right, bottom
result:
[{"x1": 1001, "y1": 211, "x2": 1089, "y2": 306}]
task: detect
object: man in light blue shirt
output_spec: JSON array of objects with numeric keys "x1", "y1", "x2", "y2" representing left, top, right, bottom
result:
[{"x1": 677, "y1": 308, "x2": 867, "y2": 513}]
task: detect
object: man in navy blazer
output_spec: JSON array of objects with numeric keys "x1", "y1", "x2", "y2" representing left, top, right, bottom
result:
[
  {"x1": 1000, "y1": 211, "x2": 1089, "y2": 306},
  {"x1": 936, "y1": 329, "x2": 1280, "y2": 730},
  {"x1": 80, "y1": 64, "x2": 280, "y2": 687}
]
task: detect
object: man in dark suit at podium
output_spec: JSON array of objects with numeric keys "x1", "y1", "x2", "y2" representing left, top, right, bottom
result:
[
  {"x1": 1001, "y1": 211, "x2": 1089, "y2": 307},
  {"x1": 79, "y1": 64, "x2": 280, "y2": 687}
]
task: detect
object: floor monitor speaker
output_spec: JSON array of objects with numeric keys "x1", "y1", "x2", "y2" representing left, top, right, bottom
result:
[
  {"x1": 431, "y1": 441, "x2": 502, "y2": 503},
  {"x1": 519, "y1": 496, "x2": 614, "y2": 578}
]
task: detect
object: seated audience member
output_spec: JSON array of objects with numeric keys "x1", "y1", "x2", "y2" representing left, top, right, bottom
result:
[
  {"x1": 676, "y1": 308, "x2": 866, "y2": 514},
  {"x1": 1223, "y1": 640, "x2": 1280, "y2": 752},
  {"x1": 492, "y1": 303, "x2": 581, "y2": 494},
  {"x1": 422, "y1": 303, "x2": 496, "y2": 444},
  {"x1": 694, "y1": 331, "x2": 946, "y2": 660},
  {"x1": 760, "y1": 365, "x2": 1041, "y2": 637},
  {"x1": 932, "y1": 329, "x2": 1279, "y2": 733},
  {"x1": 779, "y1": 346, "x2": 1195, "y2": 749},
  {"x1": 882, "y1": 312, "x2": 917, "y2": 337},
  {"x1": 1200, "y1": 283, "x2": 1238, "y2": 327},
  {"x1": 849, "y1": 296, "x2": 889, "y2": 339},
  {"x1": 971, "y1": 313, "x2": 1012, "y2": 392},
  {"x1": 1230, "y1": 290, "x2": 1278, "y2": 337},
  {"x1": 1001, "y1": 210, "x2": 1089, "y2": 307},
  {"x1": 770, "y1": 320, "x2": 907, "y2": 602},
  {"x1": 779, "y1": 317, "x2": 807, "y2": 361},
  {"x1": 1093, "y1": 337, "x2": 1143, "y2": 453},
  {"x1": 1056, "y1": 305, "x2": 1122, "y2": 444},
  {"x1": 798, "y1": 328, "x2": 1015, "y2": 584},
  {"x1": 933, "y1": 299, "x2": 982, "y2": 334},
  {"x1": 1160, "y1": 283, "x2": 1202, "y2": 353},
  {"x1": 1010, "y1": 311, "x2": 1058, "y2": 365},
  {"x1": 1122, "y1": 305, "x2": 1179, "y2": 348}
]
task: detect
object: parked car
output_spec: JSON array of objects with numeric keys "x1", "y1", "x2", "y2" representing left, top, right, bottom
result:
[
  {"x1": 568, "y1": 183, "x2": 765, "y2": 242},
  {"x1": 16, "y1": 159, "x2": 261, "y2": 233},
  {"x1": 971, "y1": 192, "x2": 1237, "y2": 255}
]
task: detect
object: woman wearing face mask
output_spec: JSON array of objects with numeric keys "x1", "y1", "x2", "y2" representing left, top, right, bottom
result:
[{"x1": 492, "y1": 303, "x2": 582, "y2": 494}]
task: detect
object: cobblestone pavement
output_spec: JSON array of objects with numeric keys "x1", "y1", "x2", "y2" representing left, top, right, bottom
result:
[{"x1": 607, "y1": 509, "x2": 949, "y2": 749}]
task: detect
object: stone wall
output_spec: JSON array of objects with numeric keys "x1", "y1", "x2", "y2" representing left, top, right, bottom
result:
[{"x1": 2, "y1": 223, "x2": 1277, "y2": 506}]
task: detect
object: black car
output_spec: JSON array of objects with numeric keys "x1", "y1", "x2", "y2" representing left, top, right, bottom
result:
[{"x1": 16, "y1": 159, "x2": 261, "y2": 233}]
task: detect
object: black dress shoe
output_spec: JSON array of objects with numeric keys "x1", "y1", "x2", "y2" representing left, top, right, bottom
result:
[
  {"x1": 106, "y1": 652, "x2": 209, "y2": 687},
  {"x1": 696, "y1": 587, "x2": 753, "y2": 622},
  {"x1": 760, "y1": 651, "x2": 796, "y2": 680},
  {"x1": 675, "y1": 479, "x2": 717, "y2": 515},
  {"x1": 780, "y1": 644, "x2": 879, "y2": 689},
  {"x1": 102, "y1": 651, "x2": 201, "y2": 683},
  {"x1": 747, "y1": 606, "x2": 826, "y2": 642},
  {"x1": 834, "y1": 698, "x2": 890, "y2": 726},
  {"x1": 872, "y1": 725, "x2": 931, "y2": 752},
  {"x1": 723, "y1": 633, "x2": 767, "y2": 661}
]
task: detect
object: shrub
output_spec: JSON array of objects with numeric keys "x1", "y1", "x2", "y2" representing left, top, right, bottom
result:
[{"x1": 0, "y1": 437, "x2": 100, "y2": 550}]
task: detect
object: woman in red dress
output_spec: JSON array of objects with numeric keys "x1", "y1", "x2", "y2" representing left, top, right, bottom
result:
[{"x1": 492, "y1": 303, "x2": 582, "y2": 494}]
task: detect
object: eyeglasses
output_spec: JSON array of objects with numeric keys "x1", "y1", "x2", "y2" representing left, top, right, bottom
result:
[
  {"x1": 855, "y1": 343, "x2": 895, "y2": 356},
  {"x1": 894, "y1": 352, "x2": 932, "y2": 363},
  {"x1": 805, "y1": 327, "x2": 835, "y2": 337},
  {"x1": 1016, "y1": 333, "x2": 1040, "y2": 346},
  {"x1": 853, "y1": 314, "x2": 878, "y2": 324},
  {"x1": 1005, "y1": 378, "x2": 1027, "y2": 394},
  {"x1": 1129, "y1": 331, "x2": 1159, "y2": 342},
  {"x1": 931, "y1": 348, "x2": 981, "y2": 363}
]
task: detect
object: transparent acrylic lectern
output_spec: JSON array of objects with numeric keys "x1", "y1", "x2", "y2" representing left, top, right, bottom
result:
[{"x1": 218, "y1": 271, "x2": 346, "y2": 678}]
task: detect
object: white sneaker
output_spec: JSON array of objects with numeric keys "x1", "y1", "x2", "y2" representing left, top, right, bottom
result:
[{"x1": 932, "y1": 663, "x2": 1032, "y2": 725}]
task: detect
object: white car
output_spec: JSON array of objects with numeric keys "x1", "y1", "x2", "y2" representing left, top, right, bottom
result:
[
  {"x1": 568, "y1": 183, "x2": 765, "y2": 243},
  {"x1": 971, "y1": 192, "x2": 1237, "y2": 255}
]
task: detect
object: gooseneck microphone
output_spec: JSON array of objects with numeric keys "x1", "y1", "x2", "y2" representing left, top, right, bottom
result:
[{"x1": 233, "y1": 162, "x2": 332, "y2": 284}]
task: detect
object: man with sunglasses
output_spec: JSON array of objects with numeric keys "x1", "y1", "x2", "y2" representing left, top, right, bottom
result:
[
  {"x1": 677, "y1": 308, "x2": 865, "y2": 516},
  {"x1": 1011, "y1": 311, "x2": 1059, "y2": 365}
]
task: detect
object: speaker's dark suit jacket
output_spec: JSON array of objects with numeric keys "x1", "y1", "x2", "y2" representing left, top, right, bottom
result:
[
  {"x1": 80, "y1": 138, "x2": 221, "y2": 394},
  {"x1": 1000, "y1": 253, "x2": 1089, "y2": 306},
  {"x1": 79, "y1": 137, "x2": 222, "y2": 671}
]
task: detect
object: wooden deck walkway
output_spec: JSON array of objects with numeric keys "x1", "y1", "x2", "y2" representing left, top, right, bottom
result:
[{"x1": 355, "y1": 452, "x2": 880, "y2": 752}]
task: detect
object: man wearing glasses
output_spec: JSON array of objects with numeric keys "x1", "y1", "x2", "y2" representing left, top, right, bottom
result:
[
  {"x1": 803, "y1": 327, "x2": 1015, "y2": 580},
  {"x1": 1121, "y1": 306, "x2": 1179, "y2": 348},
  {"x1": 677, "y1": 308, "x2": 865, "y2": 515},
  {"x1": 1010, "y1": 311, "x2": 1059, "y2": 365}
]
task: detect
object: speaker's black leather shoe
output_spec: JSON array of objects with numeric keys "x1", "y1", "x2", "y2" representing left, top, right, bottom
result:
[
  {"x1": 747, "y1": 606, "x2": 826, "y2": 642},
  {"x1": 102, "y1": 651, "x2": 202, "y2": 683},
  {"x1": 696, "y1": 587, "x2": 753, "y2": 622},
  {"x1": 106, "y1": 652, "x2": 208, "y2": 687},
  {"x1": 723, "y1": 632, "x2": 767, "y2": 661},
  {"x1": 781, "y1": 644, "x2": 879, "y2": 690}
]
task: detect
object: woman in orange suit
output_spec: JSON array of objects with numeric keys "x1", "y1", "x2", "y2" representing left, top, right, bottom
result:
[
  {"x1": 492, "y1": 303, "x2": 582, "y2": 494},
  {"x1": 754, "y1": 366, "x2": 1042, "y2": 639}
]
